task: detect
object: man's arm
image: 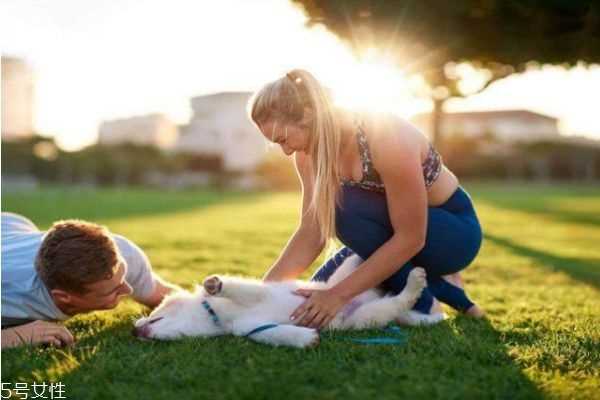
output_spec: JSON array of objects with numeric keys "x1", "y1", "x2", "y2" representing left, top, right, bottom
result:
[
  {"x1": 137, "y1": 278, "x2": 181, "y2": 309},
  {"x1": 113, "y1": 235, "x2": 181, "y2": 308},
  {"x1": 1, "y1": 321, "x2": 74, "y2": 349}
]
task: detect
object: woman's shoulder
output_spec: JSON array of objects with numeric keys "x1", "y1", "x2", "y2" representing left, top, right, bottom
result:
[{"x1": 361, "y1": 112, "x2": 426, "y2": 158}]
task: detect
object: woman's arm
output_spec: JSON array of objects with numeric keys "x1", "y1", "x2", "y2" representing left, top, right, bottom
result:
[
  {"x1": 263, "y1": 152, "x2": 325, "y2": 281},
  {"x1": 331, "y1": 118, "x2": 428, "y2": 300},
  {"x1": 262, "y1": 223, "x2": 324, "y2": 281}
]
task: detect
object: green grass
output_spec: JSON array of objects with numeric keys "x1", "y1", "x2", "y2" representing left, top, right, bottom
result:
[{"x1": 2, "y1": 183, "x2": 599, "y2": 399}]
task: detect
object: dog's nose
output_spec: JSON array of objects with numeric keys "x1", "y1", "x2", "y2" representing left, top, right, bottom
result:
[{"x1": 132, "y1": 324, "x2": 150, "y2": 338}]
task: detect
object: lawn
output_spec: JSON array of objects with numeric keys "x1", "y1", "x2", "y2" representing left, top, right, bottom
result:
[{"x1": 2, "y1": 183, "x2": 599, "y2": 399}]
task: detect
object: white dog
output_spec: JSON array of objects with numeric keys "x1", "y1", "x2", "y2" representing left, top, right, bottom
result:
[{"x1": 133, "y1": 254, "x2": 444, "y2": 348}]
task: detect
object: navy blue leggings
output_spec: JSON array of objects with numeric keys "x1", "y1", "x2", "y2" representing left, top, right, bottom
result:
[{"x1": 311, "y1": 185, "x2": 482, "y2": 313}]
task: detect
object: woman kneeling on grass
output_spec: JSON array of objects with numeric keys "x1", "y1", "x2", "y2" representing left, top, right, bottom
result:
[{"x1": 248, "y1": 69, "x2": 485, "y2": 329}]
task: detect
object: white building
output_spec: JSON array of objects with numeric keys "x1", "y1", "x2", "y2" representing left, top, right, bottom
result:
[
  {"x1": 1, "y1": 56, "x2": 34, "y2": 140},
  {"x1": 411, "y1": 110, "x2": 560, "y2": 142},
  {"x1": 98, "y1": 113, "x2": 178, "y2": 149},
  {"x1": 176, "y1": 92, "x2": 268, "y2": 171}
]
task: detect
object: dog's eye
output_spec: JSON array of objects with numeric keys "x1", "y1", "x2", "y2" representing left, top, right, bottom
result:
[{"x1": 148, "y1": 317, "x2": 164, "y2": 324}]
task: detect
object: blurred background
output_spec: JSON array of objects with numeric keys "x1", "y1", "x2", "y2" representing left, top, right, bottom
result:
[
  {"x1": 3, "y1": 4, "x2": 600, "y2": 397},
  {"x1": 2, "y1": 0, "x2": 600, "y2": 191}
]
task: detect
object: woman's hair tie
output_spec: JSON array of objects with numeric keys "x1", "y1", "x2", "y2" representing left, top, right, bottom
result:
[{"x1": 286, "y1": 72, "x2": 302, "y2": 86}]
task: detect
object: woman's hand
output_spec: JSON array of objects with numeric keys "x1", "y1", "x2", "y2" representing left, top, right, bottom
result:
[{"x1": 290, "y1": 288, "x2": 348, "y2": 330}]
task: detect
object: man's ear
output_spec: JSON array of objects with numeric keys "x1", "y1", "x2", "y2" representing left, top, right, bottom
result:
[{"x1": 50, "y1": 288, "x2": 73, "y2": 304}]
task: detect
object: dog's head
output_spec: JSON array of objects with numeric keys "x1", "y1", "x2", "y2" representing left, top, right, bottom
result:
[{"x1": 133, "y1": 287, "x2": 225, "y2": 340}]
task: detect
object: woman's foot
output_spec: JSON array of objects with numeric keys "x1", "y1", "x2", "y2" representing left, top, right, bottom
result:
[
  {"x1": 465, "y1": 304, "x2": 486, "y2": 318},
  {"x1": 442, "y1": 272, "x2": 486, "y2": 318}
]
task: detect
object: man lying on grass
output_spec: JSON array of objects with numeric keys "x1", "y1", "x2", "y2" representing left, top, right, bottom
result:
[{"x1": 1, "y1": 212, "x2": 179, "y2": 349}]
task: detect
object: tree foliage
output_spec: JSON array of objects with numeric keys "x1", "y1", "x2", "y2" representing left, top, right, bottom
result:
[{"x1": 291, "y1": 0, "x2": 600, "y2": 146}]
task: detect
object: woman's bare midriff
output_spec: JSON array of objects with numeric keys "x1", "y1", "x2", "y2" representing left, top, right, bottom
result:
[{"x1": 427, "y1": 165, "x2": 459, "y2": 207}]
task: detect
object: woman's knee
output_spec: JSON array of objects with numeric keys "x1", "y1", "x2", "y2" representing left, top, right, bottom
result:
[
  {"x1": 335, "y1": 195, "x2": 393, "y2": 260},
  {"x1": 415, "y1": 210, "x2": 482, "y2": 275},
  {"x1": 336, "y1": 215, "x2": 392, "y2": 260}
]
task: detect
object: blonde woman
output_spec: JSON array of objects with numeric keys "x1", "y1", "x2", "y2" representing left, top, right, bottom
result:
[{"x1": 248, "y1": 69, "x2": 484, "y2": 330}]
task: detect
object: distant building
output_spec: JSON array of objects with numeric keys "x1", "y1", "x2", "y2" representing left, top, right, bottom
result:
[
  {"x1": 98, "y1": 113, "x2": 178, "y2": 149},
  {"x1": 175, "y1": 92, "x2": 268, "y2": 171},
  {"x1": 1, "y1": 56, "x2": 34, "y2": 140},
  {"x1": 411, "y1": 110, "x2": 560, "y2": 142}
]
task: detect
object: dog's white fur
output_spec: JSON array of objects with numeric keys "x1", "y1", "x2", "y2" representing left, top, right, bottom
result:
[{"x1": 134, "y1": 255, "x2": 445, "y2": 348}]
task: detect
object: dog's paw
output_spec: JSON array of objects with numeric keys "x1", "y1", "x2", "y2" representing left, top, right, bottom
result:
[
  {"x1": 396, "y1": 310, "x2": 446, "y2": 327},
  {"x1": 203, "y1": 275, "x2": 223, "y2": 296},
  {"x1": 292, "y1": 328, "x2": 320, "y2": 349},
  {"x1": 307, "y1": 331, "x2": 320, "y2": 348},
  {"x1": 406, "y1": 267, "x2": 427, "y2": 294},
  {"x1": 303, "y1": 329, "x2": 320, "y2": 349}
]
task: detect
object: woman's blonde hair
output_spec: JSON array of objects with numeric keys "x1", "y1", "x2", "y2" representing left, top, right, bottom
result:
[{"x1": 248, "y1": 69, "x2": 342, "y2": 243}]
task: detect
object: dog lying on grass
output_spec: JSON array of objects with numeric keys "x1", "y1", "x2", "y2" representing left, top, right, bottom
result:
[{"x1": 133, "y1": 254, "x2": 444, "y2": 348}]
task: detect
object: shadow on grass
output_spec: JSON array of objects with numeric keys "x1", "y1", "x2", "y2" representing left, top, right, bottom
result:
[
  {"x1": 1, "y1": 187, "x2": 270, "y2": 227},
  {"x1": 420, "y1": 316, "x2": 544, "y2": 399},
  {"x1": 3, "y1": 316, "x2": 545, "y2": 399},
  {"x1": 485, "y1": 233, "x2": 600, "y2": 290}
]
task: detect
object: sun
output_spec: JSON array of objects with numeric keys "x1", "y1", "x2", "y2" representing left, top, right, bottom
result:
[{"x1": 324, "y1": 49, "x2": 419, "y2": 117}]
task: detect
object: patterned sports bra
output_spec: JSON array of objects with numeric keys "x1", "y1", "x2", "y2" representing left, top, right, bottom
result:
[{"x1": 341, "y1": 121, "x2": 443, "y2": 193}]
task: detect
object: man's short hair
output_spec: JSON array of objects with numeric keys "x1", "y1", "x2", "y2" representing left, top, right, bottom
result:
[{"x1": 35, "y1": 220, "x2": 119, "y2": 293}]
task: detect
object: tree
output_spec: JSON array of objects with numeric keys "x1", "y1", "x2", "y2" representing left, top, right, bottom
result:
[{"x1": 291, "y1": 0, "x2": 600, "y2": 149}]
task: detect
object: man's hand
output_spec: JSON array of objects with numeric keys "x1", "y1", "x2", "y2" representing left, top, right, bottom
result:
[{"x1": 1, "y1": 321, "x2": 74, "y2": 349}]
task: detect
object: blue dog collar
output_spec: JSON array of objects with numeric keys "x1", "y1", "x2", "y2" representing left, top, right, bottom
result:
[
  {"x1": 202, "y1": 299, "x2": 278, "y2": 336},
  {"x1": 201, "y1": 299, "x2": 222, "y2": 327},
  {"x1": 243, "y1": 323, "x2": 279, "y2": 337}
]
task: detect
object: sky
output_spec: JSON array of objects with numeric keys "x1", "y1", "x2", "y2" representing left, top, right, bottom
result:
[{"x1": 1, "y1": 0, "x2": 600, "y2": 150}]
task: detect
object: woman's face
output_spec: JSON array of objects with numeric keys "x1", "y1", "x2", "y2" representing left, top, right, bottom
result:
[{"x1": 259, "y1": 119, "x2": 312, "y2": 156}]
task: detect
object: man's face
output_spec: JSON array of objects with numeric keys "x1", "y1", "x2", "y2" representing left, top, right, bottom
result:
[{"x1": 70, "y1": 260, "x2": 133, "y2": 312}]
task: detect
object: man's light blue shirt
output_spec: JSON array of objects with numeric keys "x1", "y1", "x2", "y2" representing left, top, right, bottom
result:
[{"x1": 1, "y1": 213, "x2": 157, "y2": 328}]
